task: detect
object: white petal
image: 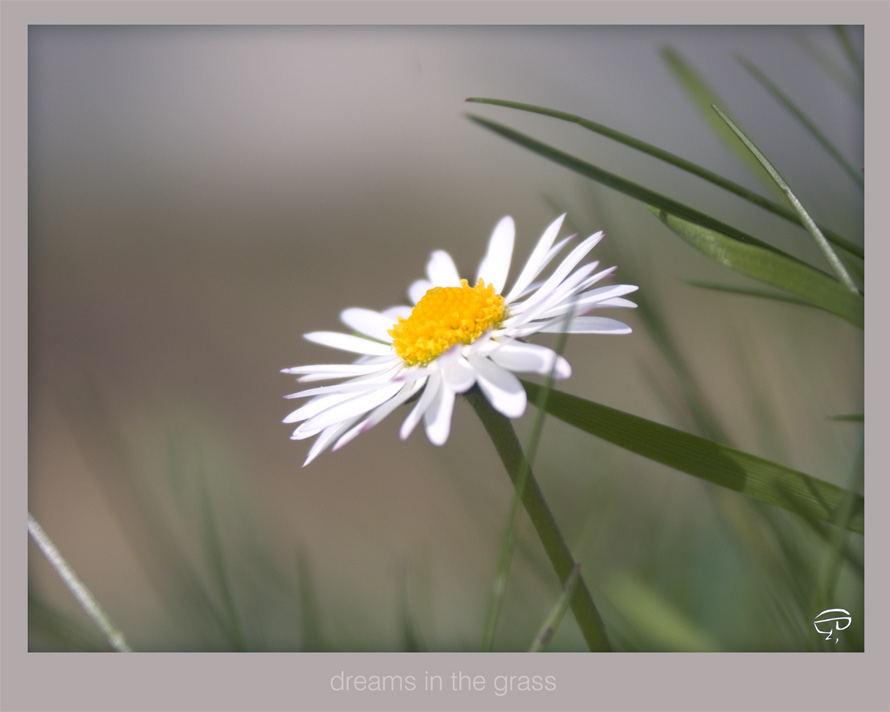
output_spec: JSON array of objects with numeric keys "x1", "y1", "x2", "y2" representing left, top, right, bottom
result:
[
  {"x1": 467, "y1": 354, "x2": 527, "y2": 418},
  {"x1": 596, "y1": 297, "x2": 638, "y2": 309},
  {"x1": 426, "y1": 250, "x2": 461, "y2": 287},
  {"x1": 476, "y1": 215, "x2": 514, "y2": 293},
  {"x1": 400, "y1": 370, "x2": 443, "y2": 440},
  {"x1": 440, "y1": 352, "x2": 478, "y2": 393},
  {"x1": 304, "y1": 331, "x2": 394, "y2": 356},
  {"x1": 303, "y1": 421, "x2": 358, "y2": 467},
  {"x1": 423, "y1": 383, "x2": 456, "y2": 446},
  {"x1": 509, "y1": 261, "x2": 602, "y2": 324},
  {"x1": 340, "y1": 308, "x2": 396, "y2": 343},
  {"x1": 503, "y1": 214, "x2": 567, "y2": 302},
  {"x1": 408, "y1": 280, "x2": 433, "y2": 304},
  {"x1": 382, "y1": 305, "x2": 414, "y2": 321},
  {"x1": 284, "y1": 390, "x2": 358, "y2": 424},
  {"x1": 296, "y1": 382, "x2": 403, "y2": 435},
  {"x1": 538, "y1": 315, "x2": 633, "y2": 334},
  {"x1": 528, "y1": 281, "x2": 639, "y2": 323},
  {"x1": 512, "y1": 232, "x2": 604, "y2": 316},
  {"x1": 281, "y1": 362, "x2": 391, "y2": 378},
  {"x1": 488, "y1": 341, "x2": 572, "y2": 379},
  {"x1": 333, "y1": 380, "x2": 424, "y2": 451},
  {"x1": 285, "y1": 369, "x2": 402, "y2": 400}
]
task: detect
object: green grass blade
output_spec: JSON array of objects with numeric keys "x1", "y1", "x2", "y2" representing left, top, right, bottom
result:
[
  {"x1": 466, "y1": 114, "x2": 809, "y2": 263},
  {"x1": 737, "y1": 57, "x2": 863, "y2": 190},
  {"x1": 466, "y1": 97, "x2": 861, "y2": 259},
  {"x1": 709, "y1": 104, "x2": 860, "y2": 293},
  {"x1": 528, "y1": 563, "x2": 581, "y2": 652},
  {"x1": 651, "y1": 207, "x2": 864, "y2": 328},
  {"x1": 521, "y1": 382, "x2": 864, "y2": 535},
  {"x1": 796, "y1": 30, "x2": 863, "y2": 102}
]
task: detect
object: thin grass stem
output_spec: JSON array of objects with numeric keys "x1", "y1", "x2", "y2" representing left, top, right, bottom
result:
[
  {"x1": 28, "y1": 512, "x2": 133, "y2": 652},
  {"x1": 710, "y1": 104, "x2": 860, "y2": 293}
]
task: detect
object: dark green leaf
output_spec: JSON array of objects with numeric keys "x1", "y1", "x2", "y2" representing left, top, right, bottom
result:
[
  {"x1": 522, "y1": 381, "x2": 864, "y2": 534},
  {"x1": 652, "y1": 208, "x2": 864, "y2": 328}
]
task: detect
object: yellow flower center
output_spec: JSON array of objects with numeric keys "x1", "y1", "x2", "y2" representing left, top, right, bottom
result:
[{"x1": 389, "y1": 278, "x2": 506, "y2": 365}]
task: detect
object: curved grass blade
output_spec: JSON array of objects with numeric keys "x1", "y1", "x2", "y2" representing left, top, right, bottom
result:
[
  {"x1": 710, "y1": 104, "x2": 860, "y2": 293},
  {"x1": 651, "y1": 207, "x2": 864, "y2": 328},
  {"x1": 466, "y1": 97, "x2": 861, "y2": 259},
  {"x1": 796, "y1": 31, "x2": 863, "y2": 103},
  {"x1": 466, "y1": 114, "x2": 806, "y2": 262},
  {"x1": 521, "y1": 382, "x2": 864, "y2": 535},
  {"x1": 736, "y1": 57, "x2": 863, "y2": 190}
]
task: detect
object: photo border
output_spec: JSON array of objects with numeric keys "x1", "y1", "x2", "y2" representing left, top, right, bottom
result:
[{"x1": 3, "y1": 2, "x2": 888, "y2": 710}]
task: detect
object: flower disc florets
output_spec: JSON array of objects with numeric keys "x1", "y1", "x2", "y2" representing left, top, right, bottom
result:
[{"x1": 389, "y1": 278, "x2": 506, "y2": 365}]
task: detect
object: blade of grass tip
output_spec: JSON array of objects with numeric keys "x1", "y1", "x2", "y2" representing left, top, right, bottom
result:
[
  {"x1": 710, "y1": 104, "x2": 860, "y2": 294},
  {"x1": 467, "y1": 97, "x2": 861, "y2": 259},
  {"x1": 736, "y1": 57, "x2": 863, "y2": 190},
  {"x1": 528, "y1": 563, "x2": 581, "y2": 652},
  {"x1": 28, "y1": 513, "x2": 133, "y2": 652},
  {"x1": 480, "y1": 312, "x2": 573, "y2": 651}
]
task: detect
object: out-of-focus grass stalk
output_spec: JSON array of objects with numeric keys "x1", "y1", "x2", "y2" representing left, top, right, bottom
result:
[
  {"x1": 528, "y1": 563, "x2": 581, "y2": 652},
  {"x1": 28, "y1": 513, "x2": 133, "y2": 652},
  {"x1": 736, "y1": 56, "x2": 864, "y2": 190},
  {"x1": 467, "y1": 390, "x2": 612, "y2": 652},
  {"x1": 710, "y1": 104, "x2": 860, "y2": 294}
]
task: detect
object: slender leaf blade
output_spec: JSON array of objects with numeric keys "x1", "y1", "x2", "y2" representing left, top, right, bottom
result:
[
  {"x1": 522, "y1": 381, "x2": 864, "y2": 534},
  {"x1": 651, "y1": 207, "x2": 864, "y2": 328}
]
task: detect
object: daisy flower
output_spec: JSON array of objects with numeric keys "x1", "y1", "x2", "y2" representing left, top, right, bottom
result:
[{"x1": 283, "y1": 214, "x2": 638, "y2": 466}]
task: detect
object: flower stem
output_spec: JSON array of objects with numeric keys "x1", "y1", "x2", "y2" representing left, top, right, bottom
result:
[
  {"x1": 466, "y1": 389, "x2": 612, "y2": 652},
  {"x1": 28, "y1": 512, "x2": 133, "y2": 652}
]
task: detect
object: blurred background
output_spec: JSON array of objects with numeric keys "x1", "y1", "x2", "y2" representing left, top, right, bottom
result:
[{"x1": 28, "y1": 25, "x2": 864, "y2": 651}]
